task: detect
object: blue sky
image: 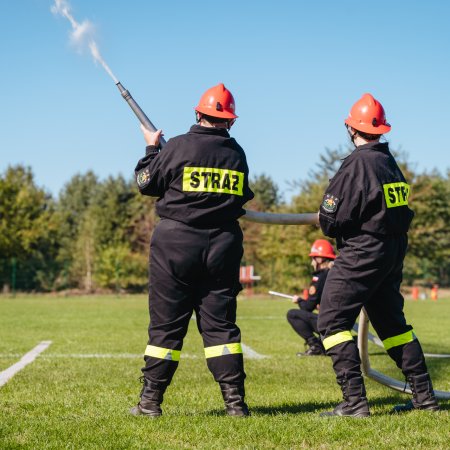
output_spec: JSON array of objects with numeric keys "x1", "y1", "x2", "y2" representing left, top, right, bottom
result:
[{"x1": 1, "y1": 0, "x2": 449, "y2": 201}]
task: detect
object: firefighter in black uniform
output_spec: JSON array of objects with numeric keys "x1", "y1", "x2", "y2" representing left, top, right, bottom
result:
[
  {"x1": 130, "y1": 83, "x2": 254, "y2": 417},
  {"x1": 287, "y1": 239, "x2": 336, "y2": 356},
  {"x1": 317, "y1": 93, "x2": 439, "y2": 417}
]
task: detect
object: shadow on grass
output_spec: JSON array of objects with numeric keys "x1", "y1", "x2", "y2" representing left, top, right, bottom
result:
[
  {"x1": 372, "y1": 395, "x2": 450, "y2": 410},
  {"x1": 204, "y1": 401, "x2": 336, "y2": 416},
  {"x1": 203, "y1": 396, "x2": 449, "y2": 416}
]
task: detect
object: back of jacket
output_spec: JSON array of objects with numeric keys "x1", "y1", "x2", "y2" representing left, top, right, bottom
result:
[
  {"x1": 135, "y1": 125, "x2": 254, "y2": 227},
  {"x1": 319, "y1": 142, "x2": 414, "y2": 240}
]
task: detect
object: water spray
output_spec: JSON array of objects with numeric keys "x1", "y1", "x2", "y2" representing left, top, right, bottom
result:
[{"x1": 52, "y1": 0, "x2": 165, "y2": 146}]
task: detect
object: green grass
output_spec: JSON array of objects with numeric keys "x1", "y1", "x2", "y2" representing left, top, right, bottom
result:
[{"x1": 0, "y1": 294, "x2": 449, "y2": 449}]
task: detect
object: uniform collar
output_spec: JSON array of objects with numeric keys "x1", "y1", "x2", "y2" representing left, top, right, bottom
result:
[
  {"x1": 189, "y1": 124, "x2": 230, "y2": 138},
  {"x1": 355, "y1": 141, "x2": 389, "y2": 153},
  {"x1": 313, "y1": 268, "x2": 328, "y2": 275}
]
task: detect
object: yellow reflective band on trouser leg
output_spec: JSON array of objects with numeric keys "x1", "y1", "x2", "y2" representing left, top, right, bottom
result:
[
  {"x1": 382, "y1": 330, "x2": 416, "y2": 351},
  {"x1": 322, "y1": 331, "x2": 354, "y2": 351},
  {"x1": 204, "y1": 343, "x2": 243, "y2": 359},
  {"x1": 144, "y1": 345, "x2": 181, "y2": 362}
]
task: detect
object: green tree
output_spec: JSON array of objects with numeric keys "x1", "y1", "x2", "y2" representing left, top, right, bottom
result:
[
  {"x1": 55, "y1": 172, "x2": 100, "y2": 289},
  {"x1": 405, "y1": 171, "x2": 450, "y2": 285},
  {"x1": 249, "y1": 173, "x2": 282, "y2": 211},
  {"x1": 94, "y1": 244, "x2": 147, "y2": 291},
  {"x1": 0, "y1": 165, "x2": 59, "y2": 291},
  {"x1": 241, "y1": 174, "x2": 281, "y2": 277},
  {"x1": 55, "y1": 172, "x2": 155, "y2": 291}
]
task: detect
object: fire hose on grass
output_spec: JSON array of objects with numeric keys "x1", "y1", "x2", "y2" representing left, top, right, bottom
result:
[
  {"x1": 358, "y1": 308, "x2": 450, "y2": 400},
  {"x1": 269, "y1": 291, "x2": 449, "y2": 399}
]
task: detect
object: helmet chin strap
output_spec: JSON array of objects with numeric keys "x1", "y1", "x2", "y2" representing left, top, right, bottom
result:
[{"x1": 346, "y1": 125, "x2": 358, "y2": 147}]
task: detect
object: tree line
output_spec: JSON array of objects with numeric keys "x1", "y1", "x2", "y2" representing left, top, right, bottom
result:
[{"x1": 1, "y1": 147, "x2": 448, "y2": 293}]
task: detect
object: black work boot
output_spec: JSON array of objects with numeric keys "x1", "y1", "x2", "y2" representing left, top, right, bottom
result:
[
  {"x1": 320, "y1": 376, "x2": 370, "y2": 417},
  {"x1": 392, "y1": 373, "x2": 439, "y2": 413},
  {"x1": 220, "y1": 383, "x2": 250, "y2": 417},
  {"x1": 130, "y1": 377, "x2": 165, "y2": 418},
  {"x1": 297, "y1": 337, "x2": 325, "y2": 356}
]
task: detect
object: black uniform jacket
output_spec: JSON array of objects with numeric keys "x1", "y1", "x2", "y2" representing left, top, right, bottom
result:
[
  {"x1": 299, "y1": 268, "x2": 329, "y2": 312},
  {"x1": 319, "y1": 142, "x2": 414, "y2": 242},
  {"x1": 135, "y1": 125, "x2": 254, "y2": 227}
]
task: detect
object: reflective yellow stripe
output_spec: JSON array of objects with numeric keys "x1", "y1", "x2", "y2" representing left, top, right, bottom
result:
[
  {"x1": 322, "y1": 331, "x2": 354, "y2": 351},
  {"x1": 144, "y1": 345, "x2": 181, "y2": 362},
  {"x1": 383, "y1": 182, "x2": 410, "y2": 208},
  {"x1": 204, "y1": 343, "x2": 243, "y2": 359},
  {"x1": 182, "y1": 167, "x2": 244, "y2": 196},
  {"x1": 383, "y1": 330, "x2": 416, "y2": 351}
]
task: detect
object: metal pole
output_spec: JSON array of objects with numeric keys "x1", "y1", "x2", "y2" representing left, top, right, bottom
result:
[
  {"x1": 241, "y1": 210, "x2": 319, "y2": 225},
  {"x1": 116, "y1": 82, "x2": 167, "y2": 147},
  {"x1": 11, "y1": 257, "x2": 16, "y2": 297},
  {"x1": 268, "y1": 290, "x2": 295, "y2": 300}
]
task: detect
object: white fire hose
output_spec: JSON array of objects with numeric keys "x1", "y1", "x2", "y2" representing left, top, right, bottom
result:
[
  {"x1": 358, "y1": 308, "x2": 450, "y2": 399},
  {"x1": 242, "y1": 210, "x2": 319, "y2": 225}
]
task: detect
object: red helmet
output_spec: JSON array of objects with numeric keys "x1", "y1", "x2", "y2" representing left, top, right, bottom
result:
[
  {"x1": 195, "y1": 83, "x2": 238, "y2": 119},
  {"x1": 345, "y1": 93, "x2": 391, "y2": 134},
  {"x1": 309, "y1": 239, "x2": 336, "y2": 260}
]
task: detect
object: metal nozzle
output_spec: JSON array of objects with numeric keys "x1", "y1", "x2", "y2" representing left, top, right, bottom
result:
[{"x1": 116, "y1": 82, "x2": 166, "y2": 147}]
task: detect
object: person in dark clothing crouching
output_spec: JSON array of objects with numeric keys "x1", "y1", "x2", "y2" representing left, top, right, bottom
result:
[{"x1": 287, "y1": 239, "x2": 335, "y2": 356}]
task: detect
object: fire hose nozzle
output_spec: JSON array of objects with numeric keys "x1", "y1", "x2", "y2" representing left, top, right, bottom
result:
[
  {"x1": 116, "y1": 82, "x2": 131, "y2": 100},
  {"x1": 116, "y1": 81, "x2": 166, "y2": 147}
]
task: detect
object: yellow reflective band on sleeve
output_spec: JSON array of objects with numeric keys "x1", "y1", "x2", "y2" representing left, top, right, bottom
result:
[
  {"x1": 383, "y1": 182, "x2": 410, "y2": 208},
  {"x1": 382, "y1": 330, "x2": 416, "y2": 351},
  {"x1": 204, "y1": 343, "x2": 243, "y2": 359},
  {"x1": 322, "y1": 331, "x2": 354, "y2": 351},
  {"x1": 182, "y1": 167, "x2": 244, "y2": 196},
  {"x1": 144, "y1": 345, "x2": 181, "y2": 362}
]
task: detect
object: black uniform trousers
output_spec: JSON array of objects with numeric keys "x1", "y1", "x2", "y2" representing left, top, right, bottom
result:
[
  {"x1": 287, "y1": 309, "x2": 318, "y2": 342},
  {"x1": 142, "y1": 218, "x2": 246, "y2": 387},
  {"x1": 318, "y1": 234, "x2": 428, "y2": 381}
]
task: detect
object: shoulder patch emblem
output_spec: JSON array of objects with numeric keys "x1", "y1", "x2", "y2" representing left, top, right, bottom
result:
[
  {"x1": 137, "y1": 168, "x2": 150, "y2": 188},
  {"x1": 321, "y1": 194, "x2": 339, "y2": 213},
  {"x1": 309, "y1": 285, "x2": 317, "y2": 296}
]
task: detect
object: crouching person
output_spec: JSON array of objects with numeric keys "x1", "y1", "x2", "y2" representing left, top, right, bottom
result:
[{"x1": 287, "y1": 239, "x2": 335, "y2": 356}]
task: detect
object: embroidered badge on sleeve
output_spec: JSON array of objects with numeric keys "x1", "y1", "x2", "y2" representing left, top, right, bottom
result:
[
  {"x1": 321, "y1": 194, "x2": 339, "y2": 213},
  {"x1": 136, "y1": 168, "x2": 150, "y2": 188}
]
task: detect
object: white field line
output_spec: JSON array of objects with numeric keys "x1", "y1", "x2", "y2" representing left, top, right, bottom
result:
[
  {"x1": 423, "y1": 353, "x2": 450, "y2": 358},
  {"x1": 0, "y1": 345, "x2": 268, "y2": 361},
  {"x1": 189, "y1": 313, "x2": 268, "y2": 359},
  {"x1": 0, "y1": 341, "x2": 52, "y2": 387},
  {"x1": 241, "y1": 343, "x2": 267, "y2": 360}
]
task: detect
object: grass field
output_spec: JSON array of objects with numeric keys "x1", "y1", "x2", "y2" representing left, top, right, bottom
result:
[{"x1": 0, "y1": 294, "x2": 449, "y2": 449}]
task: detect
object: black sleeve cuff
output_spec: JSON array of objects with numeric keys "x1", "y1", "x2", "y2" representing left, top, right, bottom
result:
[
  {"x1": 319, "y1": 212, "x2": 337, "y2": 237},
  {"x1": 145, "y1": 145, "x2": 160, "y2": 156}
]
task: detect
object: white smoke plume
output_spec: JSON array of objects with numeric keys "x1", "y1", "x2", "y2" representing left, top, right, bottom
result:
[{"x1": 51, "y1": 0, "x2": 119, "y2": 83}]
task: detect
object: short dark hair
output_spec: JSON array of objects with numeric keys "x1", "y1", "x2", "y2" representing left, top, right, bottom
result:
[
  {"x1": 356, "y1": 130, "x2": 382, "y2": 141},
  {"x1": 199, "y1": 113, "x2": 230, "y2": 125}
]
